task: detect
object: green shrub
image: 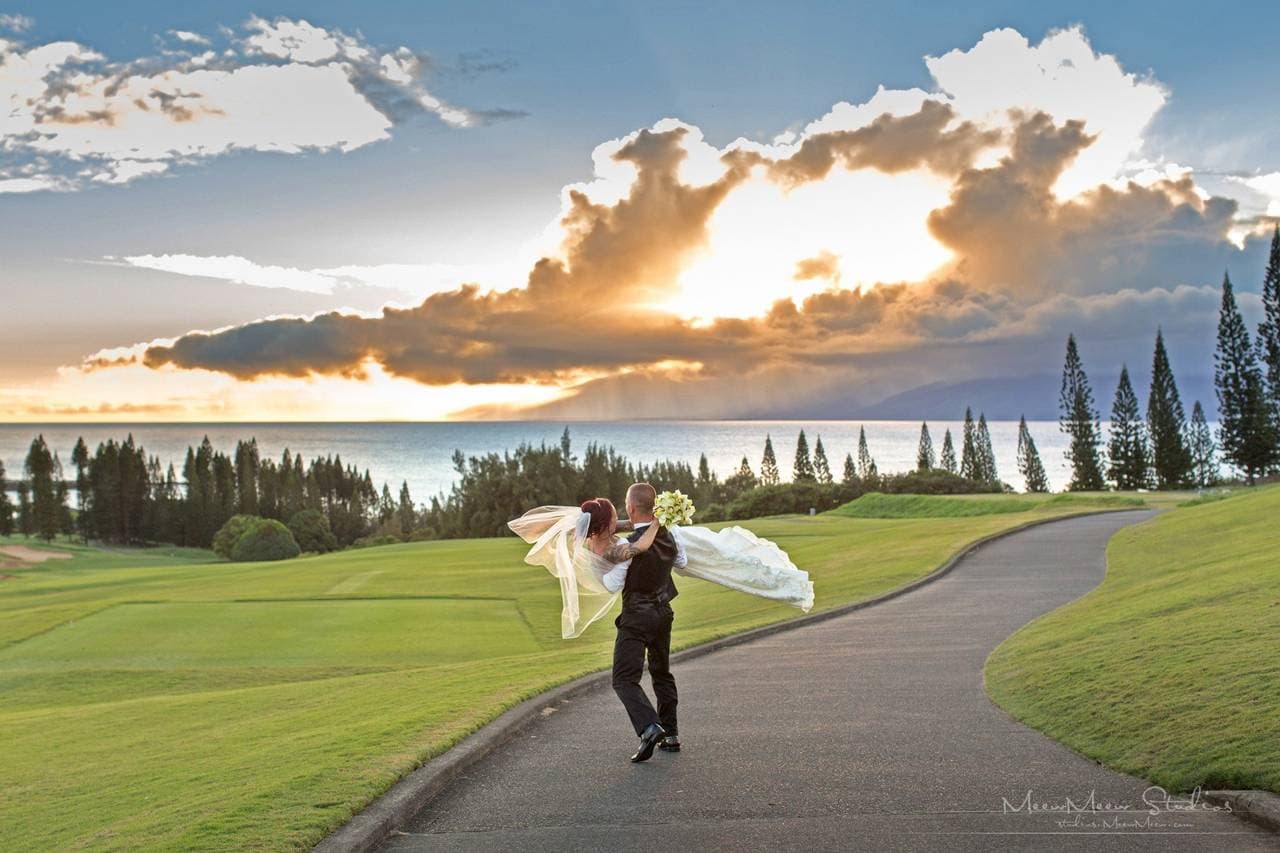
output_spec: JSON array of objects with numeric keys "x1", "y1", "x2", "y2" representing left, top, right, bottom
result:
[
  {"x1": 726, "y1": 482, "x2": 857, "y2": 520},
  {"x1": 229, "y1": 518, "x2": 300, "y2": 562},
  {"x1": 351, "y1": 534, "x2": 402, "y2": 549},
  {"x1": 288, "y1": 509, "x2": 338, "y2": 554},
  {"x1": 212, "y1": 515, "x2": 259, "y2": 559},
  {"x1": 878, "y1": 469, "x2": 1004, "y2": 495},
  {"x1": 1043, "y1": 493, "x2": 1145, "y2": 508}
]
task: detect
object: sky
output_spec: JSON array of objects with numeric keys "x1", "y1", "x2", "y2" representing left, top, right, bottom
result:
[{"x1": 2, "y1": 1, "x2": 1278, "y2": 421}]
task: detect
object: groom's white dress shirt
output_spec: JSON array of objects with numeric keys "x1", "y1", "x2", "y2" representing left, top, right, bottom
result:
[{"x1": 600, "y1": 521, "x2": 687, "y2": 593}]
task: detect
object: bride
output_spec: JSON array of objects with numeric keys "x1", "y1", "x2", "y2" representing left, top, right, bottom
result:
[{"x1": 508, "y1": 498, "x2": 814, "y2": 639}]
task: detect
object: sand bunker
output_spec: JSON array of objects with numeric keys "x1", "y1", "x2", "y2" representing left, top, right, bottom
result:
[{"x1": 0, "y1": 545, "x2": 73, "y2": 563}]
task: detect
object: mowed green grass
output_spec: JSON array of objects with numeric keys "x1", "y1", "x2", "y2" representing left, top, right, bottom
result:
[
  {"x1": 1, "y1": 498, "x2": 1131, "y2": 851},
  {"x1": 985, "y1": 485, "x2": 1280, "y2": 794}
]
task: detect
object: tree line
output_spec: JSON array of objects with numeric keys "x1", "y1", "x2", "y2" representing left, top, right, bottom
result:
[
  {"x1": 0, "y1": 434, "x2": 422, "y2": 548},
  {"x1": 4, "y1": 227, "x2": 1276, "y2": 545},
  {"x1": 1055, "y1": 227, "x2": 1280, "y2": 489}
]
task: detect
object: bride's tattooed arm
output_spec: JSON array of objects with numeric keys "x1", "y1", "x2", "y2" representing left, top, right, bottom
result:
[{"x1": 601, "y1": 520, "x2": 661, "y2": 562}]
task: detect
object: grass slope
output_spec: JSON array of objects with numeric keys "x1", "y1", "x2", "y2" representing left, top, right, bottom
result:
[
  {"x1": 1, "y1": 498, "x2": 1130, "y2": 850},
  {"x1": 985, "y1": 486, "x2": 1280, "y2": 794},
  {"x1": 828, "y1": 491, "x2": 1143, "y2": 518}
]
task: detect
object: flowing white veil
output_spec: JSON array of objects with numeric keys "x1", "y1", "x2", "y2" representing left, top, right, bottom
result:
[
  {"x1": 509, "y1": 506, "x2": 815, "y2": 639},
  {"x1": 507, "y1": 506, "x2": 622, "y2": 639}
]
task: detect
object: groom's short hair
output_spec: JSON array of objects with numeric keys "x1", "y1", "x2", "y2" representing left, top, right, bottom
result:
[{"x1": 626, "y1": 482, "x2": 656, "y2": 515}]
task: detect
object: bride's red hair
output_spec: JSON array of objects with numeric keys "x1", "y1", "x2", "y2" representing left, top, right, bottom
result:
[{"x1": 580, "y1": 498, "x2": 615, "y2": 537}]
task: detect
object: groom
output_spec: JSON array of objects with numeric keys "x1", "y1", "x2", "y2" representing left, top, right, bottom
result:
[{"x1": 612, "y1": 482, "x2": 686, "y2": 762}]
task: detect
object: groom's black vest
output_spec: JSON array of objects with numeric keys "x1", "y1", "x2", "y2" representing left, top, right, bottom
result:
[{"x1": 623, "y1": 524, "x2": 679, "y2": 605}]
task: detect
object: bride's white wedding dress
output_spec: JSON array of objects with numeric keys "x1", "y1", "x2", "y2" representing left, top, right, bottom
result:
[{"x1": 508, "y1": 506, "x2": 815, "y2": 639}]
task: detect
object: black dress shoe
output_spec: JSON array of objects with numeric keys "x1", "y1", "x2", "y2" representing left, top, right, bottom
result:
[
  {"x1": 630, "y1": 722, "x2": 666, "y2": 763},
  {"x1": 658, "y1": 734, "x2": 681, "y2": 752}
]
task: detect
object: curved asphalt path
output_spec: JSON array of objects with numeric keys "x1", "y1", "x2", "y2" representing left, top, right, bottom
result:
[{"x1": 379, "y1": 511, "x2": 1278, "y2": 852}]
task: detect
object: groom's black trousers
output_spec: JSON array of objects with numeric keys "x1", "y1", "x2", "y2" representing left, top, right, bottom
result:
[{"x1": 612, "y1": 594, "x2": 678, "y2": 737}]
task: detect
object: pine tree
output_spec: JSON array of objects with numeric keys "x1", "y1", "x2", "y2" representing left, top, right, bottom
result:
[
  {"x1": 842, "y1": 453, "x2": 857, "y2": 484},
  {"x1": 916, "y1": 422, "x2": 935, "y2": 471},
  {"x1": 1016, "y1": 416, "x2": 1049, "y2": 493},
  {"x1": 976, "y1": 413, "x2": 998, "y2": 483},
  {"x1": 1214, "y1": 272, "x2": 1278, "y2": 483},
  {"x1": 940, "y1": 429, "x2": 957, "y2": 474},
  {"x1": 760, "y1": 435, "x2": 780, "y2": 486},
  {"x1": 697, "y1": 453, "x2": 713, "y2": 486},
  {"x1": 1107, "y1": 366, "x2": 1152, "y2": 490},
  {"x1": 1257, "y1": 226, "x2": 1280, "y2": 429},
  {"x1": 725, "y1": 456, "x2": 757, "y2": 496},
  {"x1": 1059, "y1": 334, "x2": 1106, "y2": 490},
  {"x1": 792, "y1": 430, "x2": 815, "y2": 482},
  {"x1": 812, "y1": 436, "x2": 833, "y2": 484},
  {"x1": 234, "y1": 438, "x2": 260, "y2": 516},
  {"x1": 397, "y1": 481, "x2": 416, "y2": 535},
  {"x1": 857, "y1": 426, "x2": 878, "y2": 480},
  {"x1": 0, "y1": 458, "x2": 13, "y2": 536},
  {"x1": 1146, "y1": 329, "x2": 1193, "y2": 489},
  {"x1": 960, "y1": 407, "x2": 980, "y2": 480},
  {"x1": 17, "y1": 482, "x2": 31, "y2": 536},
  {"x1": 1189, "y1": 401, "x2": 1218, "y2": 487},
  {"x1": 24, "y1": 435, "x2": 61, "y2": 541},
  {"x1": 71, "y1": 437, "x2": 90, "y2": 542}
]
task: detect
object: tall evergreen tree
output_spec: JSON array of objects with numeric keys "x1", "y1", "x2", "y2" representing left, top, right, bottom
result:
[
  {"x1": 792, "y1": 430, "x2": 815, "y2": 482},
  {"x1": 1189, "y1": 401, "x2": 1218, "y2": 487},
  {"x1": 1059, "y1": 334, "x2": 1106, "y2": 490},
  {"x1": 1107, "y1": 366, "x2": 1152, "y2": 490},
  {"x1": 17, "y1": 482, "x2": 31, "y2": 536},
  {"x1": 1213, "y1": 272, "x2": 1278, "y2": 483},
  {"x1": 53, "y1": 453, "x2": 72, "y2": 537},
  {"x1": 842, "y1": 453, "x2": 857, "y2": 484},
  {"x1": 976, "y1": 413, "x2": 998, "y2": 483},
  {"x1": 1146, "y1": 329, "x2": 1193, "y2": 489},
  {"x1": 71, "y1": 437, "x2": 90, "y2": 542},
  {"x1": 1016, "y1": 416, "x2": 1049, "y2": 493},
  {"x1": 960, "y1": 407, "x2": 980, "y2": 480},
  {"x1": 0, "y1": 459, "x2": 13, "y2": 535},
  {"x1": 234, "y1": 438, "x2": 260, "y2": 516},
  {"x1": 916, "y1": 421, "x2": 935, "y2": 471},
  {"x1": 856, "y1": 426, "x2": 878, "y2": 480},
  {"x1": 397, "y1": 481, "x2": 416, "y2": 535},
  {"x1": 812, "y1": 436, "x2": 833, "y2": 484},
  {"x1": 725, "y1": 456, "x2": 757, "y2": 496},
  {"x1": 1257, "y1": 225, "x2": 1280, "y2": 427},
  {"x1": 760, "y1": 435, "x2": 780, "y2": 486},
  {"x1": 24, "y1": 435, "x2": 61, "y2": 541},
  {"x1": 939, "y1": 429, "x2": 957, "y2": 474}
]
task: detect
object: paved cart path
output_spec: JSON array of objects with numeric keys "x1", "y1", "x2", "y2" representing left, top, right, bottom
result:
[{"x1": 380, "y1": 511, "x2": 1277, "y2": 852}]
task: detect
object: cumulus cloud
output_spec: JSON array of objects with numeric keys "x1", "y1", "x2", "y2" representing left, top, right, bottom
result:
[
  {"x1": 793, "y1": 251, "x2": 841, "y2": 285},
  {"x1": 0, "y1": 16, "x2": 522, "y2": 193},
  {"x1": 72, "y1": 25, "x2": 1269, "y2": 419}
]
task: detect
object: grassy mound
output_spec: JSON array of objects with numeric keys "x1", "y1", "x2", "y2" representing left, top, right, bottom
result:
[
  {"x1": 828, "y1": 492, "x2": 1036, "y2": 518},
  {"x1": 985, "y1": 485, "x2": 1280, "y2": 794},
  {"x1": 828, "y1": 491, "x2": 1144, "y2": 519}
]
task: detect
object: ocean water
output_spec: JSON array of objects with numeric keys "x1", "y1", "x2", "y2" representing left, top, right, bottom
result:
[{"x1": 0, "y1": 420, "x2": 1116, "y2": 499}]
